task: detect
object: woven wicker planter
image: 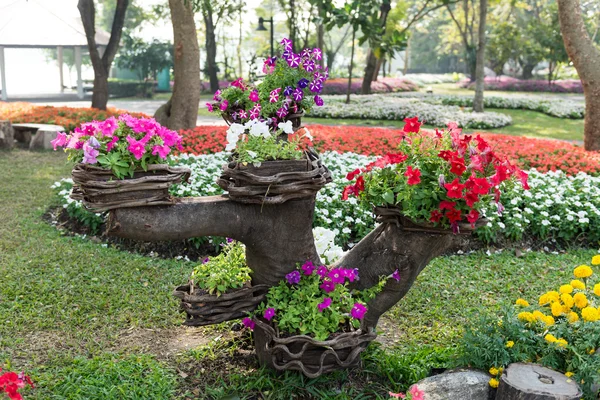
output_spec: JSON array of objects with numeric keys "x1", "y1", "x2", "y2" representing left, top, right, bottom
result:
[
  {"x1": 253, "y1": 318, "x2": 377, "y2": 378},
  {"x1": 222, "y1": 111, "x2": 304, "y2": 132},
  {"x1": 216, "y1": 149, "x2": 332, "y2": 205},
  {"x1": 374, "y1": 205, "x2": 487, "y2": 235},
  {"x1": 173, "y1": 283, "x2": 269, "y2": 327},
  {"x1": 70, "y1": 163, "x2": 190, "y2": 212}
]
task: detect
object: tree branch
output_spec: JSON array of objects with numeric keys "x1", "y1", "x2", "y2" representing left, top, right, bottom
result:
[
  {"x1": 77, "y1": 0, "x2": 103, "y2": 74},
  {"x1": 102, "y1": 0, "x2": 130, "y2": 72}
]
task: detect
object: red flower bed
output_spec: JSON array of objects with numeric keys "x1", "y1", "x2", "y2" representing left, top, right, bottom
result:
[
  {"x1": 177, "y1": 124, "x2": 600, "y2": 175},
  {"x1": 0, "y1": 102, "x2": 148, "y2": 132}
]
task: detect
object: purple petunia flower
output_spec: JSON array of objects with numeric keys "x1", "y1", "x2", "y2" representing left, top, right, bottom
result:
[
  {"x1": 313, "y1": 48, "x2": 322, "y2": 60},
  {"x1": 313, "y1": 72, "x2": 324, "y2": 82},
  {"x1": 292, "y1": 88, "x2": 303, "y2": 102},
  {"x1": 285, "y1": 270, "x2": 301, "y2": 285},
  {"x1": 341, "y1": 268, "x2": 357, "y2": 282},
  {"x1": 283, "y1": 49, "x2": 292, "y2": 60},
  {"x1": 320, "y1": 279, "x2": 335, "y2": 293},
  {"x1": 318, "y1": 297, "x2": 332, "y2": 312},
  {"x1": 303, "y1": 60, "x2": 315, "y2": 72},
  {"x1": 328, "y1": 268, "x2": 344, "y2": 285},
  {"x1": 298, "y1": 78, "x2": 309, "y2": 89},
  {"x1": 249, "y1": 90, "x2": 259, "y2": 102},
  {"x1": 202, "y1": 257, "x2": 210, "y2": 264},
  {"x1": 264, "y1": 308, "x2": 276, "y2": 321},
  {"x1": 242, "y1": 317, "x2": 255, "y2": 330},
  {"x1": 283, "y1": 86, "x2": 294, "y2": 96},
  {"x1": 287, "y1": 53, "x2": 301, "y2": 68},
  {"x1": 220, "y1": 100, "x2": 229, "y2": 111},
  {"x1": 239, "y1": 110, "x2": 248, "y2": 119},
  {"x1": 249, "y1": 104, "x2": 261, "y2": 119},
  {"x1": 391, "y1": 269, "x2": 401, "y2": 282},
  {"x1": 316, "y1": 265, "x2": 328, "y2": 278},
  {"x1": 281, "y1": 37, "x2": 293, "y2": 51},
  {"x1": 276, "y1": 107, "x2": 288, "y2": 119},
  {"x1": 314, "y1": 95, "x2": 324, "y2": 106},
  {"x1": 213, "y1": 90, "x2": 222, "y2": 101},
  {"x1": 269, "y1": 89, "x2": 280, "y2": 103},
  {"x1": 309, "y1": 80, "x2": 323, "y2": 93},
  {"x1": 351, "y1": 303, "x2": 367, "y2": 320},
  {"x1": 206, "y1": 103, "x2": 214, "y2": 112},
  {"x1": 301, "y1": 260, "x2": 315, "y2": 275}
]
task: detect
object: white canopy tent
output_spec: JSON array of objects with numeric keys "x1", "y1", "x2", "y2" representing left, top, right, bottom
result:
[{"x1": 0, "y1": 0, "x2": 109, "y2": 100}]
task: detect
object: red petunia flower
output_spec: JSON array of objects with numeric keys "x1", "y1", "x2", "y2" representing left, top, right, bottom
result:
[
  {"x1": 430, "y1": 210, "x2": 443, "y2": 222},
  {"x1": 444, "y1": 178, "x2": 465, "y2": 199},
  {"x1": 466, "y1": 209, "x2": 480, "y2": 227},
  {"x1": 355, "y1": 176, "x2": 365, "y2": 192},
  {"x1": 403, "y1": 117, "x2": 421, "y2": 133},
  {"x1": 439, "y1": 200, "x2": 456, "y2": 210},
  {"x1": 404, "y1": 166, "x2": 421, "y2": 185},
  {"x1": 449, "y1": 156, "x2": 466, "y2": 175},
  {"x1": 445, "y1": 208, "x2": 462, "y2": 223},
  {"x1": 464, "y1": 190, "x2": 479, "y2": 207},
  {"x1": 346, "y1": 168, "x2": 361, "y2": 181}
]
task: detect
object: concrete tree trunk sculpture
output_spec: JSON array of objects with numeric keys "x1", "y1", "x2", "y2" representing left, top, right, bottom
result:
[{"x1": 107, "y1": 190, "x2": 463, "y2": 365}]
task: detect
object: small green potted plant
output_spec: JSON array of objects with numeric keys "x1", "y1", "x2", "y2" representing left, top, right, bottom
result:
[
  {"x1": 52, "y1": 115, "x2": 190, "y2": 212},
  {"x1": 343, "y1": 117, "x2": 530, "y2": 234},
  {"x1": 173, "y1": 240, "x2": 268, "y2": 326},
  {"x1": 242, "y1": 260, "x2": 395, "y2": 377}
]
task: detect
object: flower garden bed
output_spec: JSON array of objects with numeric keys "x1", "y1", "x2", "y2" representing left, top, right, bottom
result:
[
  {"x1": 307, "y1": 95, "x2": 513, "y2": 129},
  {"x1": 459, "y1": 77, "x2": 583, "y2": 93},
  {"x1": 321, "y1": 78, "x2": 419, "y2": 95},
  {"x1": 0, "y1": 102, "x2": 148, "y2": 132}
]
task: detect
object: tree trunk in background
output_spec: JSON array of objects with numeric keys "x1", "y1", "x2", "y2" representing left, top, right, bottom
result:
[
  {"x1": 346, "y1": 27, "x2": 356, "y2": 104},
  {"x1": 361, "y1": 0, "x2": 391, "y2": 94},
  {"x1": 290, "y1": 0, "x2": 297, "y2": 52},
  {"x1": 237, "y1": 4, "x2": 243, "y2": 77},
  {"x1": 473, "y1": 0, "x2": 487, "y2": 113},
  {"x1": 154, "y1": 0, "x2": 200, "y2": 130},
  {"x1": 466, "y1": 46, "x2": 477, "y2": 81},
  {"x1": 317, "y1": 23, "x2": 325, "y2": 69},
  {"x1": 521, "y1": 61, "x2": 536, "y2": 79},
  {"x1": 403, "y1": 34, "x2": 410, "y2": 75},
  {"x1": 78, "y1": 0, "x2": 129, "y2": 110},
  {"x1": 372, "y1": 57, "x2": 384, "y2": 81},
  {"x1": 557, "y1": 0, "x2": 600, "y2": 151},
  {"x1": 202, "y1": 1, "x2": 219, "y2": 93}
]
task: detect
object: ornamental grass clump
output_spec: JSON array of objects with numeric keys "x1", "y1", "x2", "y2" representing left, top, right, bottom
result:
[
  {"x1": 460, "y1": 255, "x2": 600, "y2": 399},
  {"x1": 343, "y1": 117, "x2": 530, "y2": 233},
  {"x1": 190, "y1": 240, "x2": 251, "y2": 296},
  {"x1": 51, "y1": 115, "x2": 183, "y2": 179},
  {"x1": 244, "y1": 261, "x2": 393, "y2": 341}
]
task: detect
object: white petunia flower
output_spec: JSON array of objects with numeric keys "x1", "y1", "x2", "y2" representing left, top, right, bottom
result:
[{"x1": 278, "y1": 120, "x2": 294, "y2": 134}]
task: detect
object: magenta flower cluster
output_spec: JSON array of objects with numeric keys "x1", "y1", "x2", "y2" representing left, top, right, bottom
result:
[{"x1": 52, "y1": 115, "x2": 183, "y2": 167}]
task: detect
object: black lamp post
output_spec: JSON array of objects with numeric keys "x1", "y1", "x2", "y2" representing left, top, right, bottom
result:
[{"x1": 257, "y1": 16, "x2": 274, "y2": 58}]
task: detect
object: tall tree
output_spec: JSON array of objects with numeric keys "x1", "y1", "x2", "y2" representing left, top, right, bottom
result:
[
  {"x1": 446, "y1": 0, "x2": 478, "y2": 81},
  {"x1": 557, "y1": 0, "x2": 600, "y2": 151},
  {"x1": 472, "y1": 0, "x2": 487, "y2": 113},
  {"x1": 78, "y1": 0, "x2": 129, "y2": 110},
  {"x1": 153, "y1": 0, "x2": 200, "y2": 130}
]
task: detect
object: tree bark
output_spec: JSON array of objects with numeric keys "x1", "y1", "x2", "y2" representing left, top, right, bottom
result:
[
  {"x1": 78, "y1": 0, "x2": 129, "y2": 110},
  {"x1": 557, "y1": 0, "x2": 600, "y2": 151},
  {"x1": 372, "y1": 56, "x2": 384, "y2": 81},
  {"x1": 472, "y1": 0, "x2": 487, "y2": 113},
  {"x1": 0, "y1": 120, "x2": 14, "y2": 150},
  {"x1": 361, "y1": 0, "x2": 391, "y2": 94},
  {"x1": 346, "y1": 27, "x2": 356, "y2": 104},
  {"x1": 520, "y1": 61, "x2": 536, "y2": 79},
  {"x1": 317, "y1": 23, "x2": 325, "y2": 69},
  {"x1": 154, "y1": 0, "x2": 201, "y2": 131},
  {"x1": 202, "y1": 0, "x2": 219, "y2": 93}
]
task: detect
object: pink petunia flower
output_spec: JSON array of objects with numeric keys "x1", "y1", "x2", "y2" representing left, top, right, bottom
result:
[
  {"x1": 317, "y1": 297, "x2": 332, "y2": 312},
  {"x1": 126, "y1": 135, "x2": 146, "y2": 160},
  {"x1": 106, "y1": 136, "x2": 119, "y2": 152},
  {"x1": 100, "y1": 117, "x2": 118, "y2": 136},
  {"x1": 350, "y1": 303, "x2": 367, "y2": 320},
  {"x1": 51, "y1": 132, "x2": 68, "y2": 150},
  {"x1": 264, "y1": 308, "x2": 276, "y2": 321},
  {"x1": 152, "y1": 144, "x2": 171, "y2": 159}
]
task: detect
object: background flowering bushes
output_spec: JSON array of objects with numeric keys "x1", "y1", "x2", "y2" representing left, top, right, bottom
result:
[
  {"x1": 459, "y1": 77, "x2": 583, "y2": 93},
  {"x1": 321, "y1": 78, "x2": 419, "y2": 95},
  {"x1": 308, "y1": 95, "x2": 513, "y2": 129},
  {"x1": 0, "y1": 102, "x2": 147, "y2": 132}
]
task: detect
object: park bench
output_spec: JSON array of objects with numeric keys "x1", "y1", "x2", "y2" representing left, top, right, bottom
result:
[{"x1": 11, "y1": 123, "x2": 65, "y2": 150}]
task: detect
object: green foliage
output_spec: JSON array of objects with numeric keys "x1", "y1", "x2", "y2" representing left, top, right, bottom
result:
[
  {"x1": 36, "y1": 354, "x2": 176, "y2": 400},
  {"x1": 256, "y1": 264, "x2": 386, "y2": 340},
  {"x1": 51, "y1": 179, "x2": 105, "y2": 235},
  {"x1": 190, "y1": 241, "x2": 251, "y2": 296},
  {"x1": 116, "y1": 35, "x2": 173, "y2": 82},
  {"x1": 235, "y1": 133, "x2": 305, "y2": 164}
]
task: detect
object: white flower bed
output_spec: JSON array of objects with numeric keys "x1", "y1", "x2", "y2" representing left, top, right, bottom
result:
[
  {"x1": 402, "y1": 73, "x2": 464, "y2": 85},
  {"x1": 51, "y1": 153, "x2": 600, "y2": 248},
  {"x1": 390, "y1": 93, "x2": 585, "y2": 119},
  {"x1": 309, "y1": 95, "x2": 513, "y2": 129}
]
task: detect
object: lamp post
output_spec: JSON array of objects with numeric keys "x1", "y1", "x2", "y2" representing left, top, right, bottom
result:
[{"x1": 257, "y1": 16, "x2": 274, "y2": 58}]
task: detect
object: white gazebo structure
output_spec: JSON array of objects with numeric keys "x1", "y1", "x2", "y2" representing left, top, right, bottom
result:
[{"x1": 0, "y1": 0, "x2": 109, "y2": 100}]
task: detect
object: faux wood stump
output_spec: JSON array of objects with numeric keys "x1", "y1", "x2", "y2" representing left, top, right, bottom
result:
[
  {"x1": 0, "y1": 120, "x2": 14, "y2": 150},
  {"x1": 496, "y1": 363, "x2": 583, "y2": 400}
]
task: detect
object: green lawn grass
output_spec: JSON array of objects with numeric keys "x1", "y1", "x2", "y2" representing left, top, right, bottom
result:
[{"x1": 1, "y1": 150, "x2": 596, "y2": 399}]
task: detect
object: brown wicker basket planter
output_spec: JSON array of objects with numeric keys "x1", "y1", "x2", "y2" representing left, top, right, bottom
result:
[
  {"x1": 173, "y1": 283, "x2": 269, "y2": 327},
  {"x1": 373, "y1": 205, "x2": 488, "y2": 235},
  {"x1": 222, "y1": 111, "x2": 304, "y2": 132},
  {"x1": 70, "y1": 163, "x2": 190, "y2": 212},
  {"x1": 253, "y1": 318, "x2": 377, "y2": 378},
  {"x1": 216, "y1": 149, "x2": 332, "y2": 204}
]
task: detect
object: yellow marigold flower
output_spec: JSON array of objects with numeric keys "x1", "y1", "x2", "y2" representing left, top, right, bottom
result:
[
  {"x1": 488, "y1": 378, "x2": 499, "y2": 389},
  {"x1": 533, "y1": 310, "x2": 546, "y2": 321},
  {"x1": 574, "y1": 292, "x2": 588, "y2": 309},
  {"x1": 581, "y1": 307, "x2": 600, "y2": 322},
  {"x1": 518, "y1": 312, "x2": 535, "y2": 323},
  {"x1": 561, "y1": 293, "x2": 574, "y2": 309},
  {"x1": 589, "y1": 348, "x2": 596, "y2": 355},
  {"x1": 571, "y1": 279, "x2": 585, "y2": 290},
  {"x1": 594, "y1": 283, "x2": 600, "y2": 297},
  {"x1": 515, "y1": 298, "x2": 529, "y2": 307},
  {"x1": 565, "y1": 372, "x2": 574, "y2": 377},
  {"x1": 551, "y1": 301, "x2": 564, "y2": 317},
  {"x1": 545, "y1": 334, "x2": 557, "y2": 343},
  {"x1": 556, "y1": 339, "x2": 568, "y2": 348},
  {"x1": 592, "y1": 255, "x2": 600, "y2": 265},
  {"x1": 545, "y1": 316, "x2": 555, "y2": 326},
  {"x1": 489, "y1": 367, "x2": 499, "y2": 376},
  {"x1": 574, "y1": 265, "x2": 593, "y2": 279},
  {"x1": 506, "y1": 341, "x2": 515, "y2": 348},
  {"x1": 568, "y1": 311, "x2": 579, "y2": 323},
  {"x1": 559, "y1": 284, "x2": 574, "y2": 294}
]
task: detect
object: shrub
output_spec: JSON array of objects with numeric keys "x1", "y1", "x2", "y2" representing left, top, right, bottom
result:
[{"x1": 459, "y1": 77, "x2": 583, "y2": 93}]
